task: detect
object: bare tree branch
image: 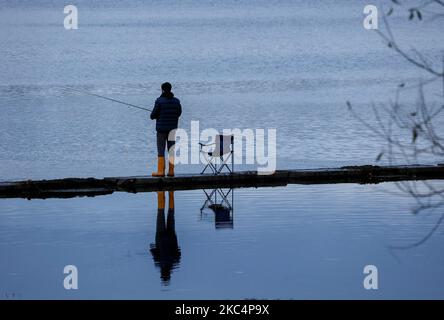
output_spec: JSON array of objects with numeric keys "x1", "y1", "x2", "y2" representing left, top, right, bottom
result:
[{"x1": 350, "y1": 0, "x2": 444, "y2": 248}]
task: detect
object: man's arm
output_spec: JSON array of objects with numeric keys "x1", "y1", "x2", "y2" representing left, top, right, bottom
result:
[{"x1": 150, "y1": 100, "x2": 161, "y2": 119}]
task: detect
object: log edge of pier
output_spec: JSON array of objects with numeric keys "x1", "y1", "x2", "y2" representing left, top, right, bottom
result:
[{"x1": 1, "y1": 164, "x2": 444, "y2": 199}]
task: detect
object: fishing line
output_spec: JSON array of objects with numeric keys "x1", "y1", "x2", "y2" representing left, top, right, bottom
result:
[{"x1": 64, "y1": 87, "x2": 152, "y2": 112}]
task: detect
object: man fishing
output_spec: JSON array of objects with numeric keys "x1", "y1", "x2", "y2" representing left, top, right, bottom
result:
[{"x1": 150, "y1": 82, "x2": 182, "y2": 177}]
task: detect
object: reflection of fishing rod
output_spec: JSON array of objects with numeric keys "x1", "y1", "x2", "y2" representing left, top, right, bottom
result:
[{"x1": 64, "y1": 87, "x2": 152, "y2": 112}]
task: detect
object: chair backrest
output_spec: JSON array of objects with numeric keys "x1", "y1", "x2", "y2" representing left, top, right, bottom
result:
[{"x1": 213, "y1": 135, "x2": 233, "y2": 157}]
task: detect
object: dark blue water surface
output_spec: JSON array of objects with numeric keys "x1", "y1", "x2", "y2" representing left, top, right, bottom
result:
[
  {"x1": 1, "y1": 0, "x2": 443, "y2": 180},
  {"x1": 2, "y1": 182, "x2": 444, "y2": 299},
  {"x1": 1, "y1": 1, "x2": 444, "y2": 299}
]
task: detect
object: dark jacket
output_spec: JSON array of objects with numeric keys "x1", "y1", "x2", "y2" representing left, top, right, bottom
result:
[{"x1": 150, "y1": 93, "x2": 182, "y2": 132}]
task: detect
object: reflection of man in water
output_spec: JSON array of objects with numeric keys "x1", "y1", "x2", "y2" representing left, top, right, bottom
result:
[{"x1": 150, "y1": 191, "x2": 181, "y2": 285}]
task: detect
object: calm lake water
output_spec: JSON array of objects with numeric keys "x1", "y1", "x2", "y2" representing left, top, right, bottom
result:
[
  {"x1": 2, "y1": 182, "x2": 444, "y2": 299},
  {"x1": 0, "y1": 0, "x2": 443, "y2": 180},
  {"x1": 1, "y1": 1, "x2": 444, "y2": 299}
]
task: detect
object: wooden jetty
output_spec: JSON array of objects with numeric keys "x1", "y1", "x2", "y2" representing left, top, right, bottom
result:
[{"x1": 1, "y1": 164, "x2": 444, "y2": 199}]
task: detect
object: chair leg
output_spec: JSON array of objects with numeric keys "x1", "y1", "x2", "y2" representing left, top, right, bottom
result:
[
  {"x1": 201, "y1": 163, "x2": 210, "y2": 174},
  {"x1": 217, "y1": 156, "x2": 232, "y2": 174},
  {"x1": 231, "y1": 151, "x2": 234, "y2": 173},
  {"x1": 209, "y1": 160, "x2": 218, "y2": 174},
  {"x1": 201, "y1": 153, "x2": 218, "y2": 175}
]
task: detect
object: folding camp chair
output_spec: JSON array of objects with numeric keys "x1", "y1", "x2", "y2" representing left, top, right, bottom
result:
[
  {"x1": 200, "y1": 188, "x2": 234, "y2": 229},
  {"x1": 199, "y1": 134, "x2": 234, "y2": 175}
]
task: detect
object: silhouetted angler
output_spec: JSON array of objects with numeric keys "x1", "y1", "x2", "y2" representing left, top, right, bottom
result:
[
  {"x1": 150, "y1": 82, "x2": 182, "y2": 177},
  {"x1": 150, "y1": 191, "x2": 181, "y2": 285}
]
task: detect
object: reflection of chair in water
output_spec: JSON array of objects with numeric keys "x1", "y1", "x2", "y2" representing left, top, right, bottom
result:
[
  {"x1": 150, "y1": 191, "x2": 181, "y2": 285},
  {"x1": 200, "y1": 188, "x2": 234, "y2": 229}
]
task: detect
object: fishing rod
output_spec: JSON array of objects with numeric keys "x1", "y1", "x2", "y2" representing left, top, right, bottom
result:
[{"x1": 64, "y1": 87, "x2": 152, "y2": 112}]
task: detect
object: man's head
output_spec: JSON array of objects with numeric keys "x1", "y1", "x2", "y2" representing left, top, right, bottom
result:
[{"x1": 161, "y1": 82, "x2": 172, "y2": 93}]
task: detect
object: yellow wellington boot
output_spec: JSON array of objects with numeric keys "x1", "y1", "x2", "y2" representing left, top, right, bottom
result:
[
  {"x1": 167, "y1": 157, "x2": 175, "y2": 177},
  {"x1": 157, "y1": 191, "x2": 165, "y2": 210},
  {"x1": 168, "y1": 191, "x2": 174, "y2": 209},
  {"x1": 152, "y1": 156, "x2": 165, "y2": 177}
]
